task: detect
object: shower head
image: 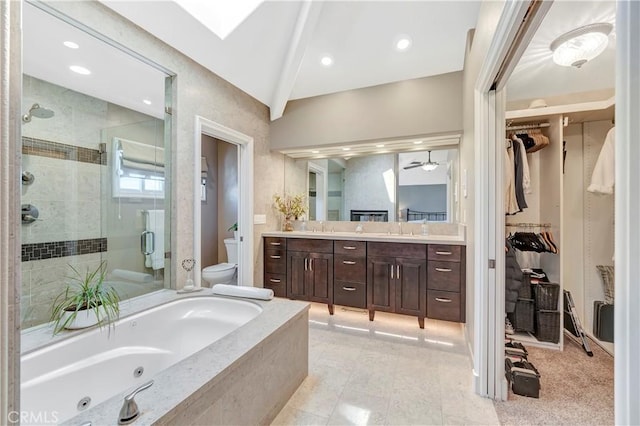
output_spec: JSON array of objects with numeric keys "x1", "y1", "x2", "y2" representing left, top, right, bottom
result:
[{"x1": 22, "y1": 103, "x2": 54, "y2": 123}]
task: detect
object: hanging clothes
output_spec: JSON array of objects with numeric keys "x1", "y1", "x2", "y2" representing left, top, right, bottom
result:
[
  {"x1": 505, "y1": 140, "x2": 520, "y2": 215},
  {"x1": 588, "y1": 126, "x2": 615, "y2": 195},
  {"x1": 512, "y1": 137, "x2": 528, "y2": 210},
  {"x1": 513, "y1": 136, "x2": 531, "y2": 194},
  {"x1": 505, "y1": 240, "x2": 524, "y2": 314}
]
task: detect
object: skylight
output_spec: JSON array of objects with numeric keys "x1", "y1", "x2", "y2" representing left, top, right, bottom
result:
[{"x1": 172, "y1": 0, "x2": 264, "y2": 40}]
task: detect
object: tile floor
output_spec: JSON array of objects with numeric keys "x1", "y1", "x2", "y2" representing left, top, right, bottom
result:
[{"x1": 272, "y1": 303, "x2": 501, "y2": 425}]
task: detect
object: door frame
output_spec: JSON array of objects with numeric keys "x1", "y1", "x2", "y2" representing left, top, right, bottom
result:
[
  {"x1": 193, "y1": 116, "x2": 254, "y2": 288},
  {"x1": 307, "y1": 161, "x2": 327, "y2": 220}
]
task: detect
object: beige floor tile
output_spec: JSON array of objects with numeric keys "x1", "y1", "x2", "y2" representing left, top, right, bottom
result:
[{"x1": 273, "y1": 302, "x2": 500, "y2": 426}]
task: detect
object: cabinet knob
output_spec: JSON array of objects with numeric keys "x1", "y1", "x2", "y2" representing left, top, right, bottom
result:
[
  {"x1": 435, "y1": 267, "x2": 452, "y2": 272},
  {"x1": 270, "y1": 255, "x2": 281, "y2": 259},
  {"x1": 435, "y1": 297, "x2": 452, "y2": 303},
  {"x1": 342, "y1": 286, "x2": 356, "y2": 291},
  {"x1": 269, "y1": 242, "x2": 281, "y2": 246},
  {"x1": 435, "y1": 251, "x2": 452, "y2": 256},
  {"x1": 269, "y1": 278, "x2": 281, "y2": 283},
  {"x1": 343, "y1": 246, "x2": 357, "y2": 250},
  {"x1": 343, "y1": 260, "x2": 356, "y2": 265}
]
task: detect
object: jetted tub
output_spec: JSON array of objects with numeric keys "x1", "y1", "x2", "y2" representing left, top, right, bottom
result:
[{"x1": 20, "y1": 296, "x2": 262, "y2": 424}]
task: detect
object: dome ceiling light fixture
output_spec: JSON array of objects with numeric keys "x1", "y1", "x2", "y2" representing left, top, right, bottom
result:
[{"x1": 549, "y1": 23, "x2": 613, "y2": 68}]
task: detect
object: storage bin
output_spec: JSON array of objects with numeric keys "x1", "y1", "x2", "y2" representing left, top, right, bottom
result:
[
  {"x1": 518, "y1": 272, "x2": 532, "y2": 299},
  {"x1": 533, "y1": 283, "x2": 560, "y2": 310},
  {"x1": 535, "y1": 310, "x2": 560, "y2": 343},
  {"x1": 513, "y1": 298, "x2": 535, "y2": 333}
]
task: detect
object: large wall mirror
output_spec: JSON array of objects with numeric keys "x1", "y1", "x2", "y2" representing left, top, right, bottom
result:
[
  {"x1": 20, "y1": 1, "x2": 173, "y2": 330},
  {"x1": 284, "y1": 146, "x2": 459, "y2": 223}
]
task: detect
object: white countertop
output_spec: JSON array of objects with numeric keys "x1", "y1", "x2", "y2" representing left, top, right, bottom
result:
[{"x1": 262, "y1": 230, "x2": 465, "y2": 245}]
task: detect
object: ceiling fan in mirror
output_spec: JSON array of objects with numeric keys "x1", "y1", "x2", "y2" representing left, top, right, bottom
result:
[{"x1": 403, "y1": 150, "x2": 439, "y2": 171}]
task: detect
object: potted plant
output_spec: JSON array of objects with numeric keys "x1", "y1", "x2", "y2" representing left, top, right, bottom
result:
[
  {"x1": 228, "y1": 222, "x2": 238, "y2": 239},
  {"x1": 50, "y1": 261, "x2": 120, "y2": 335}
]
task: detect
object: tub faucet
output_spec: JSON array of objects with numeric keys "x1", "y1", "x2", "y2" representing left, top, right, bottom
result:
[{"x1": 118, "y1": 380, "x2": 154, "y2": 424}]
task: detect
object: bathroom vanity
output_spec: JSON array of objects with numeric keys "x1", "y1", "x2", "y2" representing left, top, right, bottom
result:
[{"x1": 263, "y1": 230, "x2": 466, "y2": 327}]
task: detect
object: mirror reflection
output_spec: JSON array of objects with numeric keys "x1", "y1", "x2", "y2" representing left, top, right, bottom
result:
[
  {"x1": 20, "y1": 2, "x2": 171, "y2": 329},
  {"x1": 286, "y1": 147, "x2": 458, "y2": 223}
]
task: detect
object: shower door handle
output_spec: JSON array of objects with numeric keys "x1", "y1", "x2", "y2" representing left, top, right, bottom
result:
[{"x1": 141, "y1": 231, "x2": 154, "y2": 255}]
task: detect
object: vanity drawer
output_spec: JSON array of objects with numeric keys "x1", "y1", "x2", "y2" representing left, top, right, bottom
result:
[
  {"x1": 287, "y1": 238, "x2": 333, "y2": 254},
  {"x1": 368, "y1": 242, "x2": 426, "y2": 259},
  {"x1": 334, "y1": 255, "x2": 366, "y2": 282},
  {"x1": 428, "y1": 245, "x2": 462, "y2": 262},
  {"x1": 265, "y1": 237, "x2": 286, "y2": 249},
  {"x1": 264, "y1": 273, "x2": 286, "y2": 298},
  {"x1": 264, "y1": 248, "x2": 286, "y2": 275},
  {"x1": 427, "y1": 261, "x2": 461, "y2": 292},
  {"x1": 334, "y1": 240, "x2": 366, "y2": 257},
  {"x1": 427, "y1": 290, "x2": 461, "y2": 322},
  {"x1": 334, "y1": 281, "x2": 366, "y2": 309}
]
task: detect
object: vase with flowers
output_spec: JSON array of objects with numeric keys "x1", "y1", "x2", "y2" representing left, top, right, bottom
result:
[{"x1": 273, "y1": 193, "x2": 307, "y2": 231}]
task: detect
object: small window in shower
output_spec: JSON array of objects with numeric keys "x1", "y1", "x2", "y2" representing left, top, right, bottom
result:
[{"x1": 113, "y1": 137, "x2": 165, "y2": 198}]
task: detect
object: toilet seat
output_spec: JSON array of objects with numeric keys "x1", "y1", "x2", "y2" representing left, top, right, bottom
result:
[{"x1": 203, "y1": 263, "x2": 236, "y2": 273}]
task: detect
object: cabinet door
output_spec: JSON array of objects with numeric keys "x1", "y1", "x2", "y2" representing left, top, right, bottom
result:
[
  {"x1": 287, "y1": 251, "x2": 308, "y2": 299},
  {"x1": 395, "y1": 257, "x2": 427, "y2": 317},
  {"x1": 307, "y1": 253, "x2": 333, "y2": 304},
  {"x1": 367, "y1": 256, "x2": 395, "y2": 312}
]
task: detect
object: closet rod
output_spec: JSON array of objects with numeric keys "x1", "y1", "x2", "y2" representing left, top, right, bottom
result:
[
  {"x1": 506, "y1": 122, "x2": 550, "y2": 131},
  {"x1": 505, "y1": 222, "x2": 552, "y2": 228}
]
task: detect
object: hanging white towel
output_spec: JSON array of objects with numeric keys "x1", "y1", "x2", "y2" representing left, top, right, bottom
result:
[
  {"x1": 145, "y1": 210, "x2": 165, "y2": 270},
  {"x1": 588, "y1": 127, "x2": 615, "y2": 194}
]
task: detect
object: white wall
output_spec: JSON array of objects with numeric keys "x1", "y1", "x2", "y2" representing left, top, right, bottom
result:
[{"x1": 344, "y1": 154, "x2": 396, "y2": 221}]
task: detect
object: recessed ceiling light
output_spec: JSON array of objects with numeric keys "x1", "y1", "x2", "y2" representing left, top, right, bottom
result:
[
  {"x1": 320, "y1": 55, "x2": 333, "y2": 67},
  {"x1": 550, "y1": 23, "x2": 613, "y2": 68},
  {"x1": 311, "y1": 150, "x2": 319, "y2": 154},
  {"x1": 63, "y1": 41, "x2": 79, "y2": 49},
  {"x1": 342, "y1": 147, "x2": 350, "y2": 151},
  {"x1": 376, "y1": 144, "x2": 385, "y2": 148},
  {"x1": 395, "y1": 36, "x2": 412, "y2": 51},
  {"x1": 69, "y1": 65, "x2": 91, "y2": 75},
  {"x1": 143, "y1": 99, "x2": 152, "y2": 105},
  {"x1": 413, "y1": 140, "x2": 423, "y2": 145}
]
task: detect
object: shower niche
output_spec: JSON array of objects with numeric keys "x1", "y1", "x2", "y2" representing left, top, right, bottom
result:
[{"x1": 19, "y1": 1, "x2": 173, "y2": 329}]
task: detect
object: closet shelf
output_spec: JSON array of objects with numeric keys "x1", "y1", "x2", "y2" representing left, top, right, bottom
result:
[{"x1": 506, "y1": 122, "x2": 550, "y2": 131}]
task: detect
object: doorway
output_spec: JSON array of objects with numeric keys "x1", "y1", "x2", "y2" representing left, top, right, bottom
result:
[{"x1": 193, "y1": 116, "x2": 253, "y2": 289}]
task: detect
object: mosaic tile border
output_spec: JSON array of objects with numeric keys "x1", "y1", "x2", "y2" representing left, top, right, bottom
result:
[
  {"x1": 22, "y1": 237, "x2": 107, "y2": 262},
  {"x1": 22, "y1": 136, "x2": 104, "y2": 165}
]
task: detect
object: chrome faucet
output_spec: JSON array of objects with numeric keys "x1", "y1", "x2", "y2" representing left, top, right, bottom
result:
[{"x1": 118, "y1": 380, "x2": 154, "y2": 424}]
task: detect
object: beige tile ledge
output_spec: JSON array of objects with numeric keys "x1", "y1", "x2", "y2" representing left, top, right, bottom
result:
[{"x1": 262, "y1": 230, "x2": 466, "y2": 245}]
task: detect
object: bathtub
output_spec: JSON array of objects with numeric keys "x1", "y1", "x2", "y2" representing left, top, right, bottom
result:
[{"x1": 21, "y1": 296, "x2": 262, "y2": 425}]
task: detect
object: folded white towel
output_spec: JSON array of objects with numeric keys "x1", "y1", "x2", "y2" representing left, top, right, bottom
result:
[{"x1": 212, "y1": 284, "x2": 274, "y2": 301}]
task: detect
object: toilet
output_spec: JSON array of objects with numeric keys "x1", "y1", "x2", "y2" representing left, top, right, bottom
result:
[{"x1": 202, "y1": 238, "x2": 238, "y2": 286}]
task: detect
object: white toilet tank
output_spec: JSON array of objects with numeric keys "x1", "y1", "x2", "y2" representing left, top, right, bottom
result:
[{"x1": 224, "y1": 238, "x2": 238, "y2": 264}]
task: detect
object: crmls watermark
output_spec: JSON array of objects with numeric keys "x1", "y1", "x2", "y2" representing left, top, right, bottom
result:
[{"x1": 7, "y1": 410, "x2": 59, "y2": 424}]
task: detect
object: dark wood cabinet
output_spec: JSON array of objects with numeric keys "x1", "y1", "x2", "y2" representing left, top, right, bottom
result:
[
  {"x1": 263, "y1": 237, "x2": 287, "y2": 297},
  {"x1": 427, "y1": 244, "x2": 465, "y2": 322},
  {"x1": 334, "y1": 240, "x2": 367, "y2": 309},
  {"x1": 367, "y1": 242, "x2": 427, "y2": 328},
  {"x1": 286, "y1": 239, "x2": 334, "y2": 314}
]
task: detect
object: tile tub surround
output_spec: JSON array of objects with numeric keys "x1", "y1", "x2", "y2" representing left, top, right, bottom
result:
[
  {"x1": 20, "y1": 290, "x2": 310, "y2": 425},
  {"x1": 273, "y1": 302, "x2": 501, "y2": 425}
]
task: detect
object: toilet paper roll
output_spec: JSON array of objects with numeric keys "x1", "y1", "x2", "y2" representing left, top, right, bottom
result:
[{"x1": 111, "y1": 269, "x2": 153, "y2": 283}]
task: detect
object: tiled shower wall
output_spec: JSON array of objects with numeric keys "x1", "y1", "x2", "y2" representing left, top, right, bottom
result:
[{"x1": 21, "y1": 75, "x2": 164, "y2": 328}]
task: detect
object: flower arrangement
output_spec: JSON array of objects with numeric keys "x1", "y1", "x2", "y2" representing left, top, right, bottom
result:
[
  {"x1": 273, "y1": 193, "x2": 307, "y2": 231},
  {"x1": 273, "y1": 193, "x2": 307, "y2": 219}
]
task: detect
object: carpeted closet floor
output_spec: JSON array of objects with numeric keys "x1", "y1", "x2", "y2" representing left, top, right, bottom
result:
[{"x1": 494, "y1": 335, "x2": 614, "y2": 425}]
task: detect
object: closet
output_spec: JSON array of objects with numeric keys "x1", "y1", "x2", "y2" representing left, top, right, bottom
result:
[{"x1": 505, "y1": 100, "x2": 615, "y2": 353}]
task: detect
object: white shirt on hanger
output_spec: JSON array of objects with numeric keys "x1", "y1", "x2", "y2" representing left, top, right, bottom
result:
[{"x1": 588, "y1": 126, "x2": 615, "y2": 195}]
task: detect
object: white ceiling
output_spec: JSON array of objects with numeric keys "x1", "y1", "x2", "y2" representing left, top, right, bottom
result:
[
  {"x1": 506, "y1": 1, "x2": 616, "y2": 103},
  {"x1": 100, "y1": 1, "x2": 480, "y2": 120}
]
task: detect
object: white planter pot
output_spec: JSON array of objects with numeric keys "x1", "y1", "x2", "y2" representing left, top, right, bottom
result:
[{"x1": 61, "y1": 307, "x2": 101, "y2": 329}]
